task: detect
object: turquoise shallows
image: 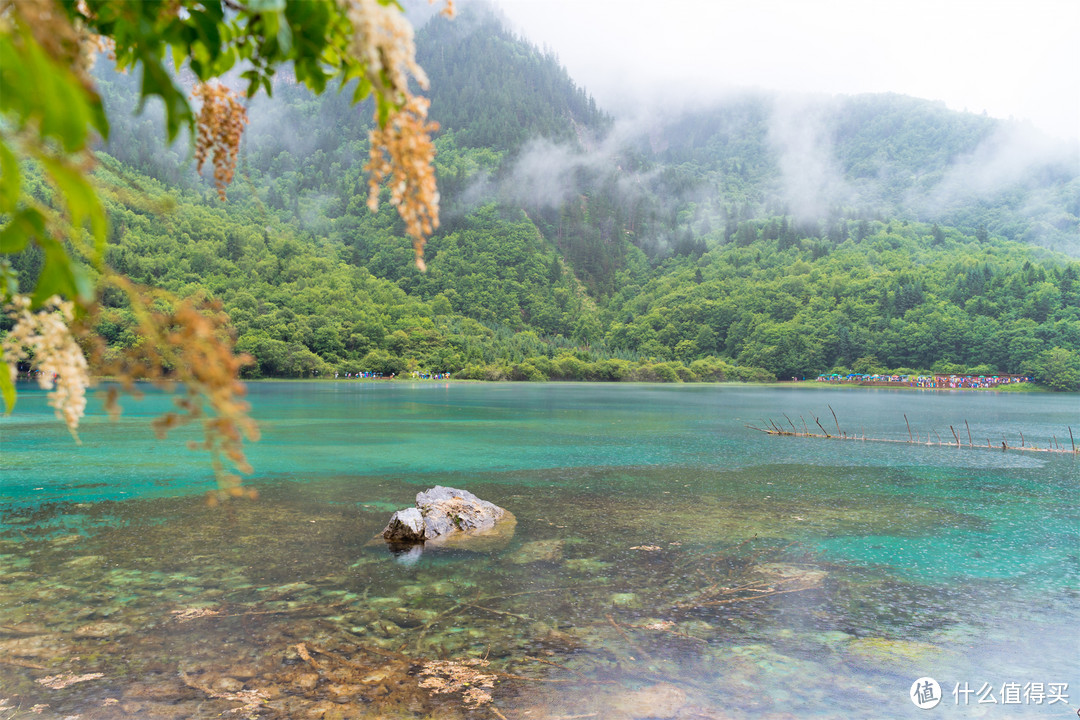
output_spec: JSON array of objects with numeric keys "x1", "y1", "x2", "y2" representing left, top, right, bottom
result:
[{"x1": 1, "y1": 382, "x2": 1076, "y2": 717}]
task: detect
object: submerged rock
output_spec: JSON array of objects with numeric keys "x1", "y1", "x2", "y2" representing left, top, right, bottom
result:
[
  {"x1": 73, "y1": 621, "x2": 130, "y2": 639},
  {"x1": 507, "y1": 539, "x2": 564, "y2": 564},
  {"x1": 608, "y1": 592, "x2": 642, "y2": 608},
  {"x1": 386, "y1": 543, "x2": 423, "y2": 566},
  {"x1": 845, "y1": 637, "x2": 947, "y2": 668},
  {"x1": 381, "y1": 486, "x2": 514, "y2": 550},
  {"x1": 753, "y1": 563, "x2": 827, "y2": 589},
  {"x1": 0, "y1": 634, "x2": 67, "y2": 659},
  {"x1": 606, "y1": 682, "x2": 688, "y2": 719}
]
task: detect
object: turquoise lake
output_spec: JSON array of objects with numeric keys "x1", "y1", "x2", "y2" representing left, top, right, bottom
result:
[{"x1": 1, "y1": 381, "x2": 1077, "y2": 719}]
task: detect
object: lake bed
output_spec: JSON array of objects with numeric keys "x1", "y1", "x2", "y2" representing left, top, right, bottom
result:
[{"x1": 1, "y1": 383, "x2": 1077, "y2": 719}]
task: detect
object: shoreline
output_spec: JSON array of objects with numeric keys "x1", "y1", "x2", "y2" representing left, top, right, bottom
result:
[
  {"x1": 12, "y1": 376, "x2": 1061, "y2": 393},
  {"x1": 231, "y1": 377, "x2": 1056, "y2": 392}
]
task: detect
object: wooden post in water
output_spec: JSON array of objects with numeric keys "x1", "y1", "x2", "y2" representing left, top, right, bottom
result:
[
  {"x1": 828, "y1": 404, "x2": 841, "y2": 436},
  {"x1": 752, "y1": 413, "x2": 1072, "y2": 456}
]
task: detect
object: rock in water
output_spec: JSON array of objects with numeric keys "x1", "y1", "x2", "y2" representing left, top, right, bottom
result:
[
  {"x1": 382, "y1": 508, "x2": 425, "y2": 542},
  {"x1": 381, "y1": 486, "x2": 508, "y2": 545},
  {"x1": 415, "y1": 485, "x2": 504, "y2": 537}
]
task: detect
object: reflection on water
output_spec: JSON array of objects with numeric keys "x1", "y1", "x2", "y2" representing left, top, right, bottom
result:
[{"x1": 0, "y1": 383, "x2": 1077, "y2": 719}]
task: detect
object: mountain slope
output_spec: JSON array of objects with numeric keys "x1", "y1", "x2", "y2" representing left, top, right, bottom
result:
[
  {"x1": 61, "y1": 4, "x2": 1080, "y2": 387},
  {"x1": 417, "y1": 4, "x2": 610, "y2": 153}
]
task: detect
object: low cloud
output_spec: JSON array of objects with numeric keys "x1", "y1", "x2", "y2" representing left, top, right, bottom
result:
[{"x1": 767, "y1": 94, "x2": 853, "y2": 222}]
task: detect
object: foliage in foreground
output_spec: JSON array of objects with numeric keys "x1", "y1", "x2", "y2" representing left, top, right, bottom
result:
[{"x1": 1, "y1": 0, "x2": 450, "y2": 486}]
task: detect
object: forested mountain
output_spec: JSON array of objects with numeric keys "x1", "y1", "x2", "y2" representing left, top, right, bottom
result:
[
  {"x1": 417, "y1": 8, "x2": 609, "y2": 153},
  {"x1": 14, "y1": 2, "x2": 1076, "y2": 388},
  {"x1": 640, "y1": 92, "x2": 1079, "y2": 254}
]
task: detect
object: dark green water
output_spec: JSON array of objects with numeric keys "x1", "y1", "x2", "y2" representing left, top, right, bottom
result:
[{"x1": 1, "y1": 382, "x2": 1077, "y2": 719}]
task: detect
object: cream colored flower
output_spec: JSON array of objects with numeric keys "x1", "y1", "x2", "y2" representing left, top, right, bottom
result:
[
  {"x1": 338, "y1": 0, "x2": 428, "y2": 101},
  {"x1": 338, "y1": 0, "x2": 442, "y2": 268},
  {"x1": 3, "y1": 294, "x2": 90, "y2": 438}
]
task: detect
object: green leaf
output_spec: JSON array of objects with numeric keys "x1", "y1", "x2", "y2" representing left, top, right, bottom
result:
[
  {"x1": 31, "y1": 244, "x2": 83, "y2": 307},
  {"x1": 0, "y1": 29, "x2": 95, "y2": 153},
  {"x1": 0, "y1": 257, "x2": 20, "y2": 298},
  {"x1": 248, "y1": 0, "x2": 287, "y2": 11},
  {"x1": 0, "y1": 345, "x2": 16, "y2": 415},
  {"x1": 190, "y1": 10, "x2": 223, "y2": 60},
  {"x1": 0, "y1": 141, "x2": 20, "y2": 212},
  {"x1": 40, "y1": 156, "x2": 108, "y2": 254},
  {"x1": 138, "y1": 49, "x2": 194, "y2": 143},
  {"x1": 0, "y1": 208, "x2": 45, "y2": 254},
  {"x1": 275, "y1": 15, "x2": 293, "y2": 55},
  {"x1": 352, "y1": 76, "x2": 373, "y2": 105}
]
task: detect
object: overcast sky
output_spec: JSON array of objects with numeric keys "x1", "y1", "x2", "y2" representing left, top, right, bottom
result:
[{"x1": 491, "y1": 0, "x2": 1080, "y2": 142}]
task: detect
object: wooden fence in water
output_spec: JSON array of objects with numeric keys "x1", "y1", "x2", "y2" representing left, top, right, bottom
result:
[{"x1": 747, "y1": 405, "x2": 1078, "y2": 456}]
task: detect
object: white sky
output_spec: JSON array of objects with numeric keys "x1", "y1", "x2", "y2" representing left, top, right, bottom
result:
[{"x1": 491, "y1": 0, "x2": 1080, "y2": 142}]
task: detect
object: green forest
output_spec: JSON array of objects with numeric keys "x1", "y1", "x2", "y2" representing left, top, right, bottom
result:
[{"x1": 7, "y1": 4, "x2": 1080, "y2": 390}]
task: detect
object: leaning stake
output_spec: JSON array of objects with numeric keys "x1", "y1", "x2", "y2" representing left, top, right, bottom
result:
[{"x1": 904, "y1": 414, "x2": 913, "y2": 443}]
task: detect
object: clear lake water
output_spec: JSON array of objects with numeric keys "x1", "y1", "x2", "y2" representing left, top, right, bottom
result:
[{"x1": 0, "y1": 381, "x2": 1077, "y2": 719}]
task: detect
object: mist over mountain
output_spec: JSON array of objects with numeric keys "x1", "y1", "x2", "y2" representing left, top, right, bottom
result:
[
  {"x1": 62, "y1": 2, "x2": 1077, "y2": 385},
  {"x1": 96, "y1": 2, "x2": 1078, "y2": 256}
]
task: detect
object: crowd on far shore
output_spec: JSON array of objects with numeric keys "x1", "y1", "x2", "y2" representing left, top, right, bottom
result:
[{"x1": 815, "y1": 373, "x2": 1031, "y2": 389}]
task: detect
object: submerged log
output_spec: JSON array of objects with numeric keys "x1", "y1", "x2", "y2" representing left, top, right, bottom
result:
[{"x1": 748, "y1": 412, "x2": 1078, "y2": 456}]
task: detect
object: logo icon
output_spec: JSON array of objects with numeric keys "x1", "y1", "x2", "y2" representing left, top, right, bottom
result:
[{"x1": 911, "y1": 677, "x2": 942, "y2": 709}]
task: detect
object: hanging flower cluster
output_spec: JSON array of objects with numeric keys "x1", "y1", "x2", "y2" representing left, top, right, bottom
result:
[
  {"x1": 340, "y1": 0, "x2": 429, "y2": 99},
  {"x1": 2, "y1": 295, "x2": 89, "y2": 439},
  {"x1": 193, "y1": 82, "x2": 249, "y2": 200},
  {"x1": 338, "y1": 0, "x2": 449, "y2": 269},
  {"x1": 365, "y1": 95, "x2": 440, "y2": 270},
  {"x1": 85, "y1": 279, "x2": 260, "y2": 502}
]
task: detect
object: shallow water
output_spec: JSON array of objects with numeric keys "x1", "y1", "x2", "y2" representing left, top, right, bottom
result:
[{"x1": 1, "y1": 382, "x2": 1077, "y2": 719}]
